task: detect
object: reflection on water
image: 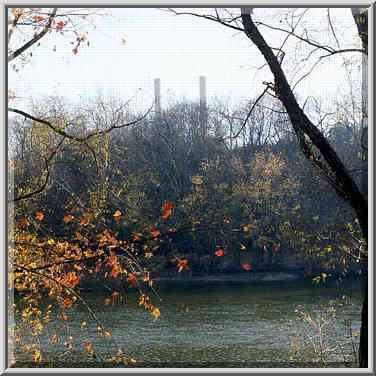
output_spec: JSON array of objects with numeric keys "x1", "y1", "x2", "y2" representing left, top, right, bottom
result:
[{"x1": 13, "y1": 278, "x2": 362, "y2": 368}]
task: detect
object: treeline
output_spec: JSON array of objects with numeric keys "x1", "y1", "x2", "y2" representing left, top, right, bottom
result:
[{"x1": 9, "y1": 96, "x2": 365, "y2": 280}]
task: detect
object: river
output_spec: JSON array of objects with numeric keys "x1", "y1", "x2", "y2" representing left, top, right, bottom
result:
[{"x1": 12, "y1": 278, "x2": 362, "y2": 368}]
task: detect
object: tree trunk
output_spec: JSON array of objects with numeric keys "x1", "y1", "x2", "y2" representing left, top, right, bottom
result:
[
  {"x1": 240, "y1": 8, "x2": 368, "y2": 366},
  {"x1": 359, "y1": 277, "x2": 368, "y2": 367}
]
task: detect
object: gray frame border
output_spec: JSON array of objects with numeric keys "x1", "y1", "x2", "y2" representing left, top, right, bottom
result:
[{"x1": 2, "y1": 1, "x2": 374, "y2": 375}]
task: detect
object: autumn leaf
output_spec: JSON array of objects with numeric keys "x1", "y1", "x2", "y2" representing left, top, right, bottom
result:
[
  {"x1": 134, "y1": 232, "x2": 143, "y2": 241},
  {"x1": 150, "y1": 230, "x2": 160, "y2": 237},
  {"x1": 121, "y1": 38, "x2": 126, "y2": 45},
  {"x1": 242, "y1": 264, "x2": 251, "y2": 270},
  {"x1": 240, "y1": 244, "x2": 246, "y2": 251},
  {"x1": 243, "y1": 226, "x2": 249, "y2": 232},
  {"x1": 35, "y1": 212, "x2": 44, "y2": 221},
  {"x1": 8, "y1": 91, "x2": 16, "y2": 101},
  {"x1": 161, "y1": 209, "x2": 172, "y2": 219},
  {"x1": 63, "y1": 215, "x2": 74, "y2": 223},
  {"x1": 80, "y1": 212, "x2": 92, "y2": 226},
  {"x1": 127, "y1": 274, "x2": 137, "y2": 284},
  {"x1": 161, "y1": 202, "x2": 173, "y2": 211},
  {"x1": 19, "y1": 218, "x2": 29, "y2": 228},
  {"x1": 104, "y1": 298, "x2": 111, "y2": 306},
  {"x1": 62, "y1": 296, "x2": 73, "y2": 309},
  {"x1": 72, "y1": 47, "x2": 78, "y2": 55},
  {"x1": 274, "y1": 243, "x2": 280, "y2": 252},
  {"x1": 177, "y1": 259, "x2": 188, "y2": 272},
  {"x1": 145, "y1": 252, "x2": 153, "y2": 258},
  {"x1": 152, "y1": 307, "x2": 160, "y2": 321},
  {"x1": 113, "y1": 210, "x2": 122, "y2": 221},
  {"x1": 215, "y1": 249, "x2": 224, "y2": 257}
]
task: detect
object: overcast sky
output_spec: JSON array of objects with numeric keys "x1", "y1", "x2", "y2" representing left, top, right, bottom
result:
[{"x1": 8, "y1": 7, "x2": 362, "y2": 114}]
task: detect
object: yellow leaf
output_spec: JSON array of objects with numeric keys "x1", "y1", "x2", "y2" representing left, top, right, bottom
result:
[{"x1": 152, "y1": 307, "x2": 160, "y2": 320}]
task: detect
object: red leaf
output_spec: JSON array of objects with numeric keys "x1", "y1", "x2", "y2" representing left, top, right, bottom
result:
[
  {"x1": 72, "y1": 47, "x2": 78, "y2": 55},
  {"x1": 242, "y1": 264, "x2": 251, "y2": 270},
  {"x1": 150, "y1": 230, "x2": 160, "y2": 237},
  {"x1": 63, "y1": 215, "x2": 74, "y2": 223},
  {"x1": 215, "y1": 249, "x2": 224, "y2": 257},
  {"x1": 35, "y1": 212, "x2": 44, "y2": 221},
  {"x1": 161, "y1": 202, "x2": 173, "y2": 211},
  {"x1": 161, "y1": 209, "x2": 172, "y2": 219},
  {"x1": 127, "y1": 274, "x2": 136, "y2": 284}
]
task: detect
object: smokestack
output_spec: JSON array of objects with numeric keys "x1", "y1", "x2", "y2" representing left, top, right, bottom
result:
[
  {"x1": 154, "y1": 78, "x2": 161, "y2": 122},
  {"x1": 199, "y1": 76, "x2": 207, "y2": 138}
]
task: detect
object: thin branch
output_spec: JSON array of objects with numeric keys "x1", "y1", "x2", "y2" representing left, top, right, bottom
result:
[
  {"x1": 9, "y1": 106, "x2": 152, "y2": 143},
  {"x1": 327, "y1": 8, "x2": 341, "y2": 49},
  {"x1": 8, "y1": 8, "x2": 58, "y2": 62},
  {"x1": 12, "y1": 138, "x2": 65, "y2": 202},
  {"x1": 231, "y1": 86, "x2": 269, "y2": 139},
  {"x1": 165, "y1": 8, "x2": 244, "y2": 33}
]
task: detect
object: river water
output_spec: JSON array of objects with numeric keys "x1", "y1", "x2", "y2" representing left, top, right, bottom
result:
[{"x1": 12, "y1": 278, "x2": 362, "y2": 368}]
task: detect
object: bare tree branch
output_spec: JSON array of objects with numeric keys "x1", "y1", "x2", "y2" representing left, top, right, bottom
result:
[
  {"x1": 8, "y1": 8, "x2": 58, "y2": 62},
  {"x1": 8, "y1": 106, "x2": 152, "y2": 143}
]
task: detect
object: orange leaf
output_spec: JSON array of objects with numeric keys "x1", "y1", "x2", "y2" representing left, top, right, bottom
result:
[
  {"x1": 274, "y1": 243, "x2": 281, "y2": 252},
  {"x1": 242, "y1": 264, "x2": 251, "y2": 270},
  {"x1": 161, "y1": 209, "x2": 171, "y2": 219},
  {"x1": 177, "y1": 259, "x2": 188, "y2": 267},
  {"x1": 161, "y1": 202, "x2": 173, "y2": 211},
  {"x1": 145, "y1": 252, "x2": 153, "y2": 258},
  {"x1": 243, "y1": 226, "x2": 249, "y2": 232},
  {"x1": 72, "y1": 47, "x2": 78, "y2": 55},
  {"x1": 35, "y1": 212, "x2": 44, "y2": 221},
  {"x1": 134, "y1": 232, "x2": 143, "y2": 241},
  {"x1": 113, "y1": 210, "x2": 122, "y2": 221},
  {"x1": 121, "y1": 38, "x2": 126, "y2": 45},
  {"x1": 63, "y1": 215, "x2": 74, "y2": 223},
  {"x1": 62, "y1": 296, "x2": 73, "y2": 308},
  {"x1": 104, "y1": 298, "x2": 111, "y2": 306},
  {"x1": 240, "y1": 244, "x2": 246, "y2": 251},
  {"x1": 215, "y1": 249, "x2": 224, "y2": 257},
  {"x1": 150, "y1": 230, "x2": 160, "y2": 237},
  {"x1": 19, "y1": 218, "x2": 29, "y2": 228}
]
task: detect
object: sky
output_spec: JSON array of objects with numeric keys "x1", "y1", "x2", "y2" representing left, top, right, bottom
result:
[{"x1": 8, "y1": 7, "x2": 362, "y2": 115}]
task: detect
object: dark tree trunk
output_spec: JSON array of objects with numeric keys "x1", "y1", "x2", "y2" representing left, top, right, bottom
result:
[
  {"x1": 240, "y1": 8, "x2": 368, "y2": 367},
  {"x1": 359, "y1": 278, "x2": 368, "y2": 367}
]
